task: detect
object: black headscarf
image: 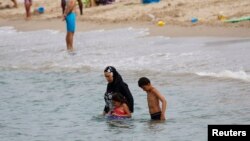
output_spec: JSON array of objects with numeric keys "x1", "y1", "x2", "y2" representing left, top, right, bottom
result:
[
  {"x1": 104, "y1": 66, "x2": 123, "y2": 91},
  {"x1": 104, "y1": 66, "x2": 134, "y2": 113}
]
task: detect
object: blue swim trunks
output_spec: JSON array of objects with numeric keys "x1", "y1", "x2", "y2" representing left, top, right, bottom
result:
[{"x1": 66, "y1": 12, "x2": 76, "y2": 32}]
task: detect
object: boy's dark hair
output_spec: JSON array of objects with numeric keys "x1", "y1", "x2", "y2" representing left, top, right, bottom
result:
[
  {"x1": 112, "y1": 92, "x2": 125, "y2": 103},
  {"x1": 138, "y1": 77, "x2": 151, "y2": 87}
]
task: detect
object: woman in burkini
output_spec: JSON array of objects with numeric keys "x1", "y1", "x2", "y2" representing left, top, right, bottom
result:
[
  {"x1": 111, "y1": 92, "x2": 131, "y2": 118},
  {"x1": 103, "y1": 66, "x2": 134, "y2": 116}
]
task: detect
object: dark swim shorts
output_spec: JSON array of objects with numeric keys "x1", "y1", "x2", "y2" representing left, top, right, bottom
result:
[{"x1": 150, "y1": 112, "x2": 161, "y2": 120}]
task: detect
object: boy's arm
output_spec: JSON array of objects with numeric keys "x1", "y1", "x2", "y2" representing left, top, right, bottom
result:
[{"x1": 153, "y1": 89, "x2": 167, "y2": 120}]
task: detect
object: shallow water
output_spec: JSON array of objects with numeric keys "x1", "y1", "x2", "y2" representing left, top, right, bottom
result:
[{"x1": 0, "y1": 26, "x2": 249, "y2": 141}]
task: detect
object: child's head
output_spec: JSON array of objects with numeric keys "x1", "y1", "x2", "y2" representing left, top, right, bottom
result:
[
  {"x1": 112, "y1": 92, "x2": 125, "y2": 106},
  {"x1": 138, "y1": 77, "x2": 151, "y2": 91}
]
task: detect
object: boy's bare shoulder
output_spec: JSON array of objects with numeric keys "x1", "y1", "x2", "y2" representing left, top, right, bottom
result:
[
  {"x1": 151, "y1": 87, "x2": 160, "y2": 94},
  {"x1": 151, "y1": 87, "x2": 165, "y2": 98}
]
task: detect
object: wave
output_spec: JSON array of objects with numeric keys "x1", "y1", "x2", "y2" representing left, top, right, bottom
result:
[{"x1": 196, "y1": 70, "x2": 250, "y2": 82}]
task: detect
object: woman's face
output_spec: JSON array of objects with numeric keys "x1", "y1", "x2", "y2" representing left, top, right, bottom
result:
[{"x1": 104, "y1": 72, "x2": 113, "y2": 83}]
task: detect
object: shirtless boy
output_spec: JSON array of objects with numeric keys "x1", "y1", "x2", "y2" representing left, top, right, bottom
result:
[{"x1": 138, "y1": 77, "x2": 167, "y2": 120}]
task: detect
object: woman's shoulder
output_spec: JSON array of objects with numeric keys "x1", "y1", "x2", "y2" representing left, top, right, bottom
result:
[{"x1": 118, "y1": 81, "x2": 129, "y2": 88}]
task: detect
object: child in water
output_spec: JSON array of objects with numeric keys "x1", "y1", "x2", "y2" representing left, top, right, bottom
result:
[
  {"x1": 138, "y1": 77, "x2": 167, "y2": 120},
  {"x1": 110, "y1": 93, "x2": 131, "y2": 118}
]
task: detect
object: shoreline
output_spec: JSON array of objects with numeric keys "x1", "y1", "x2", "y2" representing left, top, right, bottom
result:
[{"x1": 1, "y1": 18, "x2": 250, "y2": 38}]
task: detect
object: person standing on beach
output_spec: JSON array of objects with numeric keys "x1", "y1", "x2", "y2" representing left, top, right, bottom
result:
[
  {"x1": 138, "y1": 77, "x2": 167, "y2": 120},
  {"x1": 61, "y1": 0, "x2": 83, "y2": 15},
  {"x1": 63, "y1": 0, "x2": 76, "y2": 52},
  {"x1": 24, "y1": 0, "x2": 32, "y2": 19},
  {"x1": 103, "y1": 66, "x2": 134, "y2": 116}
]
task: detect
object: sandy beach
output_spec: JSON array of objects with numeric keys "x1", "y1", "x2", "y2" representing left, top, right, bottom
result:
[
  {"x1": 0, "y1": 0, "x2": 250, "y2": 37},
  {"x1": 1, "y1": 1, "x2": 250, "y2": 141}
]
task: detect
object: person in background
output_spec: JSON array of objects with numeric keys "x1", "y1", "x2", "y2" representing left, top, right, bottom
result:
[
  {"x1": 63, "y1": 0, "x2": 76, "y2": 52},
  {"x1": 61, "y1": 0, "x2": 83, "y2": 15},
  {"x1": 138, "y1": 77, "x2": 167, "y2": 120},
  {"x1": 24, "y1": 0, "x2": 32, "y2": 19},
  {"x1": 103, "y1": 66, "x2": 134, "y2": 116}
]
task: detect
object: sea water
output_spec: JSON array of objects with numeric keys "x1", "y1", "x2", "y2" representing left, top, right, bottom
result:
[{"x1": 0, "y1": 26, "x2": 250, "y2": 141}]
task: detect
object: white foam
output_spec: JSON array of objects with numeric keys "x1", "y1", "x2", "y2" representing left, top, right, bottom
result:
[
  {"x1": 1, "y1": 27, "x2": 250, "y2": 75},
  {"x1": 44, "y1": 30, "x2": 60, "y2": 34},
  {"x1": 0, "y1": 26, "x2": 17, "y2": 34},
  {"x1": 196, "y1": 70, "x2": 250, "y2": 82},
  {"x1": 0, "y1": 26, "x2": 14, "y2": 30},
  {"x1": 180, "y1": 52, "x2": 194, "y2": 56}
]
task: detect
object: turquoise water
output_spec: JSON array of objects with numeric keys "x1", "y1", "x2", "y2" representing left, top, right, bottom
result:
[{"x1": 0, "y1": 27, "x2": 250, "y2": 141}]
